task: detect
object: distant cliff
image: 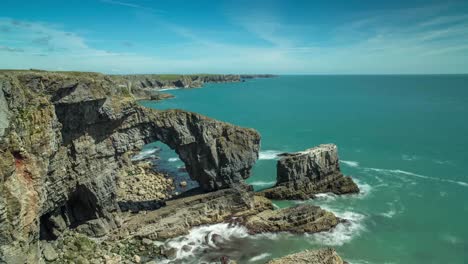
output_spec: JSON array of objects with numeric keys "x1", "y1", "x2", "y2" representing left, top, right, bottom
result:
[{"x1": 109, "y1": 73, "x2": 276, "y2": 93}]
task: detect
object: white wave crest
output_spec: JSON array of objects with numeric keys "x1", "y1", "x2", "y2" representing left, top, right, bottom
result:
[
  {"x1": 259, "y1": 150, "x2": 282, "y2": 160},
  {"x1": 131, "y1": 148, "x2": 159, "y2": 161},
  {"x1": 365, "y1": 167, "x2": 468, "y2": 188},
  {"x1": 249, "y1": 253, "x2": 271, "y2": 262},
  {"x1": 341, "y1": 160, "x2": 360, "y2": 167},
  {"x1": 315, "y1": 193, "x2": 337, "y2": 200},
  {"x1": 168, "y1": 157, "x2": 180, "y2": 162},
  {"x1": 380, "y1": 209, "x2": 396, "y2": 218},
  {"x1": 161, "y1": 223, "x2": 249, "y2": 263},
  {"x1": 158, "y1": 87, "x2": 180, "y2": 91},
  {"x1": 354, "y1": 179, "x2": 371, "y2": 198},
  {"x1": 401, "y1": 154, "x2": 419, "y2": 161},
  {"x1": 306, "y1": 208, "x2": 366, "y2": 246},
  {"x1": 249, "y1": 181, "x2": 276, "y2": 187}
]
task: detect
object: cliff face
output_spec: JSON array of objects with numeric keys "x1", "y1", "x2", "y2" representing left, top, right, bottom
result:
[
  {"x1": 113, "y1": 74, "x2": 242, "y2": 91},
  {"x1": 0, "y1": 71, "x2": 260, "y2": 263}
]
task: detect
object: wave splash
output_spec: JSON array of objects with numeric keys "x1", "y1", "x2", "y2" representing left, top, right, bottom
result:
[
  {"x1": 306, "y1": 207, "x2": 366, "y2": 246},
  {"x1": 131, "y1": 148, "x2": 159, "y2": 161},
  {"x1": 249, "y1": 253, "x2": 271, "y2": 262},
  {"x1": 259, "y1": 150, "x2": 283, "y2": 160},
  {"x1": 341, "y1": 160, "x2": 360, "y2": 167},
  {"x1": 160, "y1": 223, "x2": 249, "y2": 263},
  {"x1": 168, "y1": 157, "x2": 180, "y2": 162},
  {"x1": 365, "y1": 167, "x2": 468, "y2": 187},
  {"x1": 249, "y1": 181, "x2": 276, "y2": 187}
]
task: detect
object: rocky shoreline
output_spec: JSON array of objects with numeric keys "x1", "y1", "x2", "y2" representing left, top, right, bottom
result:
[{"x1": 0, "y1": 70, "x2": 358, "y2": 263}]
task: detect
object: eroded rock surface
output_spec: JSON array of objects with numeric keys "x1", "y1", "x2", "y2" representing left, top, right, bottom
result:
[
  {"x1": 244, "y1": 204, "x2": 339, "y2": 234},
  {"x1": 260, "y1": 144, "x2": 359, "y2": 200},
  {"x1": 116, "y1": 185, "x2": 273, "y2": 241},
  {"x1": 0, "y1": 71, "x2": 260, "y2": 262},
  {"x1": 267, "y1": 248, "x2": 344, "y2": 264}
]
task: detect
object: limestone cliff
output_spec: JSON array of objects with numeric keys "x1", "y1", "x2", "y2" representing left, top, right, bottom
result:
[{"x1": 0, "y1": 70, "x2": 260, "y2": 263}]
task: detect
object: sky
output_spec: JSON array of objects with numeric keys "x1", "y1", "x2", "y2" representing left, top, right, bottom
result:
[{"x1": 1, "y1": 0, "x2": 468, "y2": 74}]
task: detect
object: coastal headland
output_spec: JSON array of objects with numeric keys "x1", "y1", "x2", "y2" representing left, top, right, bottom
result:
[{"x1": 0, "y1": 70, "x2": 356, "y2": 263}]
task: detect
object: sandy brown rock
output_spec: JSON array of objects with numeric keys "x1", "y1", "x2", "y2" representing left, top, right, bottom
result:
[
  {"x1": 116, "y1": 161, "x2": 173, "y2": 212},
  {"x1": 244, "y1": 204, "x2": 339, "y2": 234},
  {"x1": 267, "y1": 248, "x2": 344, "y2": 264}
]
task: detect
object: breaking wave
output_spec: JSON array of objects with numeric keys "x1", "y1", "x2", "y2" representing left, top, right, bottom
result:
[
  {"x1": 380, "y1": 209, "x2": 396, "y2": 218},
  {"x1": 341, "y1": 160, "x2": 360, "y2": 167},
  {"x1": 159, "y1": 87, "x2": 180, "y2": 91},
  {"x1": 249, "y1": 180, "x2": 276, "y2": 187},
  {"x1": 160, "y1": 223, "x2": 249, "y2": 263},
  {"x1": 365, "y1": 167, "x2": 468, "y2": 187},
  {"x1": 258, "y1": 150, "x2": 282, "y2": 160},
  {"x1": 168, "y1": 157, "x2": 180, "y2": 162},
  {"x1": 306, "y1": 207, "x2": 366, "y2": 246},
  {"x1": 249, "y1": 253, "x2": 271, "y2": 262},
  {"x1": 131, "y1": 148, "x2": 159, "y2": 161}
]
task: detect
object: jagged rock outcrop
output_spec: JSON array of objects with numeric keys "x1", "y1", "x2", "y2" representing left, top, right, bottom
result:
[
  {"x1": 0, "y1": 70, "x2": 260, "y2": 263},
  {"x1": 267, "y1": 248, "x2": 344, "y2": 264},
  {"x1": 260, "y1": 144, "x2": 359, "y2": 200},
  {"x1": 115, "y1": 185, "x2": 272, "y2": 241},
  {"x1": 115, "y1": 74, "x2": 242, "y2": 91},
  {"x1": 244, "y1": 204, "x2": 339, "y2": 234}
]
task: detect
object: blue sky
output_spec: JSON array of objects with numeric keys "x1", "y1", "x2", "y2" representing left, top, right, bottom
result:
[{"x1": 1, "y1": 0, "x2": 468, "y2": 74}]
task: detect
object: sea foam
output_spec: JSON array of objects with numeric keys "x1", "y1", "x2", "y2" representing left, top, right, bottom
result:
[
  {"x1": 258, "y1": 150, "x2": 282, "y2": 160},
  {"x1": 158, "y1": 87, "x2": 180, "y2": 91},
  {"x1": 168, "y1": 157, "x2": 180, "y2": 162},
  {"x1": 131, "y1": 148, "x2": 159, "y2": 161},
  {"x1": 249, "y1": 253, "x2": 271, "y2": 262},
  {"x1": 249, "y1": 180, "x2": 276, "y2": 187},
  {"x1": 341, "y1": 160, "x2": 360, "y2": 167},
  {"x1": 306, "y1": 207, "x2": 366, "y2": 246},
  {"x1": 161, "y1": 223, "x2": 249, "y2": 263},
  {"x1": 365, "y1": 167, "x2": 468, "y2": 187}
]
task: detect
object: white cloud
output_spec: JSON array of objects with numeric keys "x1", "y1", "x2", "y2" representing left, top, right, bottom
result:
[{"x1": 1, "y1": 3, "x2": 468, "y2": 75}]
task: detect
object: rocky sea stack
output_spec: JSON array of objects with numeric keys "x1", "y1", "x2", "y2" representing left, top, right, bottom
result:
[{"x1": 261, "y1": 144, "x2": 360, "y2": 200}]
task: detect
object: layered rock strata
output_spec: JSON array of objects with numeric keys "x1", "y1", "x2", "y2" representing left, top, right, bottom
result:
[
  {"x1": 0, "y1": 71, "x2": 260, "y2": 262},
  {"x1": 267, "y1": 248, "x2": 344, "y2": 264},
  {"x1": 260, "y1": 144, "x2": 359, "y2": 200},
  {"x1": 244, "y1": 204, "x2": 339, "y2": 234},
  {"x1": 115, "y1": 185, "x2": 272, "y2": 241}
]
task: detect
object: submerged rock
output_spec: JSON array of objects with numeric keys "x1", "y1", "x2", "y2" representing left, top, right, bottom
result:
[
  {"x1": 260, "y1": 144, "x2": 359, "y2": 200},
  {"x1": 267, "y1": 248, "x2": 344, "y2": 264}
]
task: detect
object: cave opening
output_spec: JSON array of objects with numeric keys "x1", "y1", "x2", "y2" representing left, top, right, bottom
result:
[{"x1": 39, "y1": 185, "x2": 101, "y2": 240}]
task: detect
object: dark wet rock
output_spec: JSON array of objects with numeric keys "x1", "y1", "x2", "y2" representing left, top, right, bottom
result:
[
  {"x1": 260, "y1": 144, "x2": 359, "y2": 200},
  {"x1": 181, "y1": 245, "x2": 192, "y2": 252},
  {"x1": 210, "y1": 233, "x2": 224, "y2": 245},
  {"x1": 244, "y1": 204, "x2": 339, "y2": 234},
  {"x1": 267, "y1": 248, "x2": 344, "y2": 264}
]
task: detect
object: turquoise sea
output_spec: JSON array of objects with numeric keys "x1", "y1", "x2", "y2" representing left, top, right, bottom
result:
[{"x1": 140, "y1": 75, "x2": 468, "y2": 264}]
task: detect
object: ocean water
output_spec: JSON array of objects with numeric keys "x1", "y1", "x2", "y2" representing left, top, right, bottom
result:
[{"x1": 139, "y1": 75, "x2": 468, "y2": 264}]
